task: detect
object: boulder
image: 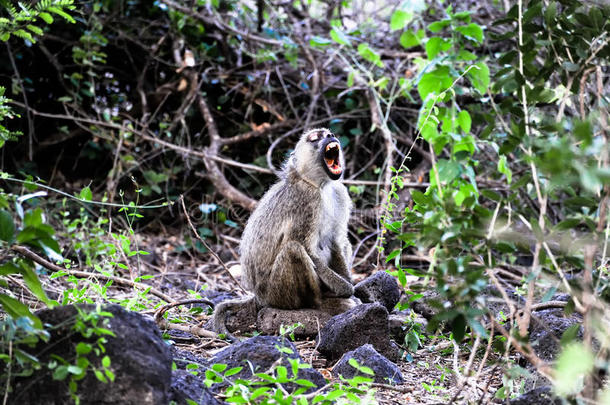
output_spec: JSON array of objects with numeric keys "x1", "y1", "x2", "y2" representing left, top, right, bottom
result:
[
  {"x1": 509, "y1": 386, "x2": 561, "y2": 405},
  {"x1": 169, "y1": 369, "x2": 221, "y2": 405},
  {"x1": 10, "y1": 304, "x2": 172, "y2": 405},
  {"x1": 332, "y1": 344, "x2": 403, "y2": 384},
  {"x1": 317, "y1": 303, "x2": 400, "y2": 362},
  {"x1": 256, "y1": 297, "x2": 358, "y2": 337},
  {"x1": 354, "y1": 271, "x2": 400, "y2": 312},
  {"x1": 388, "y1": 311, "x2": 428, "y2": 345},
  {"x1": 530, "y1": 308, "x2": 582, "y2": 361},
  {"x1": 210, "y1": 335, "x2": 325, "y2": 393}
]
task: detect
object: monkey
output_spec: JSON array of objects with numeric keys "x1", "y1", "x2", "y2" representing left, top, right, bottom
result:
[{"x1": 212, "y1": 128, "x2": 354, "y2": 339}]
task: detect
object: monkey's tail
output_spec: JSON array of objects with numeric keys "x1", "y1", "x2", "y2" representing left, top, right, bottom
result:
[{"x1": 211, "y1": 296, "x2": 257, "y2": 342}]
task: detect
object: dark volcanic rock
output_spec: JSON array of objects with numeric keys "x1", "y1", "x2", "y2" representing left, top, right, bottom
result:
[
  {"x1": 530, "y1": 308, "x2": 582, "y2": 361},
  {"x1": 256, "y1": 297, "x2": 358, "y2": 337},
  {"x1": 210, "y1": 335, "x2": 325, "y2": 393},
  {"x1": 388, "y1": 311, "x2": 428, "y2": 344},
  {"x1": 171, "y1": 346, "x2": 209, "y2": 370},
  {"x1": 332, "y1": 344, "x2": 403, "y2": 384},
  {"x1": 509, "y1": 386, "x2": 561, "y2": 405},
  {"x1": 317, "y1": 303, "x2": 400, "y2": 362},
  {"x1": 169, "y1": 369, "x2": 221, "y2": 405},
  {"x1": 257, "y1": 307, "x2": 333, "y2": 337},
  {"x1": 354, "y1": 271, "x2": 400, "y2": 312},
  {"x1": 11, "y1": 304, "x2": 172, "y2": 405},
  {"x1": 410, "y1": 290, "x2": 442, "y2": 320}
]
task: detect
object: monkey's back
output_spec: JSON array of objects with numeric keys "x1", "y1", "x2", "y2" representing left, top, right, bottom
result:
[{"x1": 239, "y1": 178, "x2": 322, "y2": 295}]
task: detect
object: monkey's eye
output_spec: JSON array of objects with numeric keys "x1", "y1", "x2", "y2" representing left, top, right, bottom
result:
[{"x1": 307, "y1": 132, "x2": 320, "y2": 142}]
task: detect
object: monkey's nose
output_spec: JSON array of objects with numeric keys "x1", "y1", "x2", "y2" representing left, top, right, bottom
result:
[{"x1": 325, "y1": 132, "x2": 333, "y2": 138}]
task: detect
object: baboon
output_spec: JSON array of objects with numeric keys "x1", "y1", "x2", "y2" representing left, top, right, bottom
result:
[{"x1": 212, "y1": 128, "x2": 354, "y2": 339}]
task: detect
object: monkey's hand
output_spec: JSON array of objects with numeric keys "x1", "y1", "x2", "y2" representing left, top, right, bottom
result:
[{"x1": 311, "y1": 256, "x2": 354, "y2": 298}]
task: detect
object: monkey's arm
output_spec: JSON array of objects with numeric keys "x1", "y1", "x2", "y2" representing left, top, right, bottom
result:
[
  {"x1": 329, "y1": 241, "x2": 352, "y2": 281},
  {"x1": 310, "y1": 254, "x2": 354, "y2": 297}
]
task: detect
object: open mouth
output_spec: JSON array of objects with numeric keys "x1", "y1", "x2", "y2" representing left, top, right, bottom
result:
[{"x1": 323, "y1": 141, "x2": 342, "y2": 177}]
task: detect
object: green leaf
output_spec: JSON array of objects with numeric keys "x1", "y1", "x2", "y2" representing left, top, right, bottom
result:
[
  {"x1": 467, "y1": 62, "x2": 490, "y2": 94},
  {"x1": 309, "y1": 36, "x2": 331, "y2": 47},
  {"x1": 0, "y1": 209, "x2": 15, "y2": 242},
  {"x1": 497, "y1": 155, "x2": 512, "y2": 184},
  {"x1": 39, "y1": 12, "x2": 54, "y2": 24},
  {"x1": 436, "y1": 160, "x2": 461, "y2": 183},
  {"x1": 455, "y1": 23, "x2": 484, "y2": 43},
  {"x1": 293, "y1": 379, "x2": 316, "y2": 387},
  {"x1": 53, "y1": 365, "x2": 69, "y2": 380},
  {"x1": 457, "y1": 110, "x2": 471, "y2": 133},
  {"x1": 554, "y1": 344, "x2": 594, "y2": 396},
  {"x1": 385, "y1": 249, "x2": 401, "y2": 263},
  {"x1": 76, "y1": 342, "x2": 92, "y2": 355},
  {"x1": 357, "y1": 43, "x2": 383, "y2": 68},
  {"x1": 399, "y1": 30, "x2": 420, "y2": 48},
  {"x1": 417, "y1": 66, "x2": 452, "y2": 100},
  {"x1": 67, "y1": 365, "x2": 84, "y2": 375},
  {"x1": 390, "y1": 10, "x2": 413, "y2": 31},
  {"x1": 251, "y1": 387, "x2": 270, "y2": 399},
  {"x1": 18, "y1": 260, "x2": 51, "y2": 305},
  {"x1": 0, "y1": 294, "x2": 42, "y2": 329},
  {"x1": 48, "y1": 6, "x2": 76, "y2": 23},
  {"x1": 79, "y1": 186, "x2": 92, "y2": 201},
  {"x1": 224, "y1": 366, "x2": 242, "y2": 377},
  {"x1": 26, "y1": 24, "x2": 44, "y2": 36},
  {"x1": 212, "y1": 363, "x2": 227, "y2": 372},
  {"x1": 454, "y1": 183, "x2": 477, "y2": 207},
  {"x1": 428, "y1": 20, "x2": 450, "y2": 33},
  {"x1": 330, "y1": 27, "x2": 351, "y2": 46},
  {"x1": 425, "y1": 37, "x2": 444, "y2": 59}
]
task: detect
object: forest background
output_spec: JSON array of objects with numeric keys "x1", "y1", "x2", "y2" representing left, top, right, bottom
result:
[{"x1": 0, "y1": 0, "x2": 609, "y2": 403}]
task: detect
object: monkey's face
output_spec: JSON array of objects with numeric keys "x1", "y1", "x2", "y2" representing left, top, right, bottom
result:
[{"x1": 298, "y1": 128, "x2": 344, "y2": 181}]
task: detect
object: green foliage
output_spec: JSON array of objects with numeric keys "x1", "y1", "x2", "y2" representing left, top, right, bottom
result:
[
  {"x1": 0, "y1": 305, "x2": 114, "y2": 404},
  {"x1": 202, "y1": 354, "x2": 377, "y2": 404},
  {"x1": 0, "y1": 0, "x2": 75, "y2": 42},
  {"x1": 0, "y1": 86, "x2": 21, "y2": 147},
  {"x1": 385, "y1": 1, "x2": 610, "y2": 376}
]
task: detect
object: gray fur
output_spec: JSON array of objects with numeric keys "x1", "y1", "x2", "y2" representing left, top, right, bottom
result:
[{"x1": 212, "y1": 128, "x2": 354, "y2": 339}]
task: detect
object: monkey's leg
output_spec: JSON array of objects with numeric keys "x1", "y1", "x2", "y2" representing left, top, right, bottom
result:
[{"x1": 263, "y1": 241, "x2": 323, "y2": 309}]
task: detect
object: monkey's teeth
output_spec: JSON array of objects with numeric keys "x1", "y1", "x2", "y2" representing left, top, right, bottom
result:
[{"x1": 325, "y1": 142, "x2": 339, "y2": 152}]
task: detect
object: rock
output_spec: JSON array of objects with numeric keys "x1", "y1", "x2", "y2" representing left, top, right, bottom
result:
[
  {"x1": 530, "y1": 308, "x2": 582, "y2": 361},
  {"x1": 332, "y1": 344, "x2": 403, "y2": 384},
  {"x1": 169, "y1": 369, "x2": 221, "y2": 405},
  {"x1": 317, "y1": 303, "x2": 400, "y2": 362},
  {"x1": 257, "y1": 297, "x2": 358, "y2": 337},
  {"x1": 11, "y1": 304, "x2": 172, "y2": 405},
  {"x1": 257, "y1": 307, "x2": 333, "y2": 337},
  {"x1": 354, "y1": 271, "x2": 400, "y2": 312},
  {"x1": 509, "y1": 386, "x2": 561, "y2": 405},
  {"x1": 410, "y1": 290, "x2": 442, "y2": 320},
  {"x1": 171, "y1": 346, "x2": 209, "y2": 370},
  {"x1": 210, "y1": 335, "x2": 325, "y2": 393},
  {"x1": 388, "y1": 311, "x2": 428, "y2": 344}
]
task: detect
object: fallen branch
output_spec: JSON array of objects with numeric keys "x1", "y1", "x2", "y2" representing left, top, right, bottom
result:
[{"x1": 11, "y1": 244, "x2": 173, "y2": 303}]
